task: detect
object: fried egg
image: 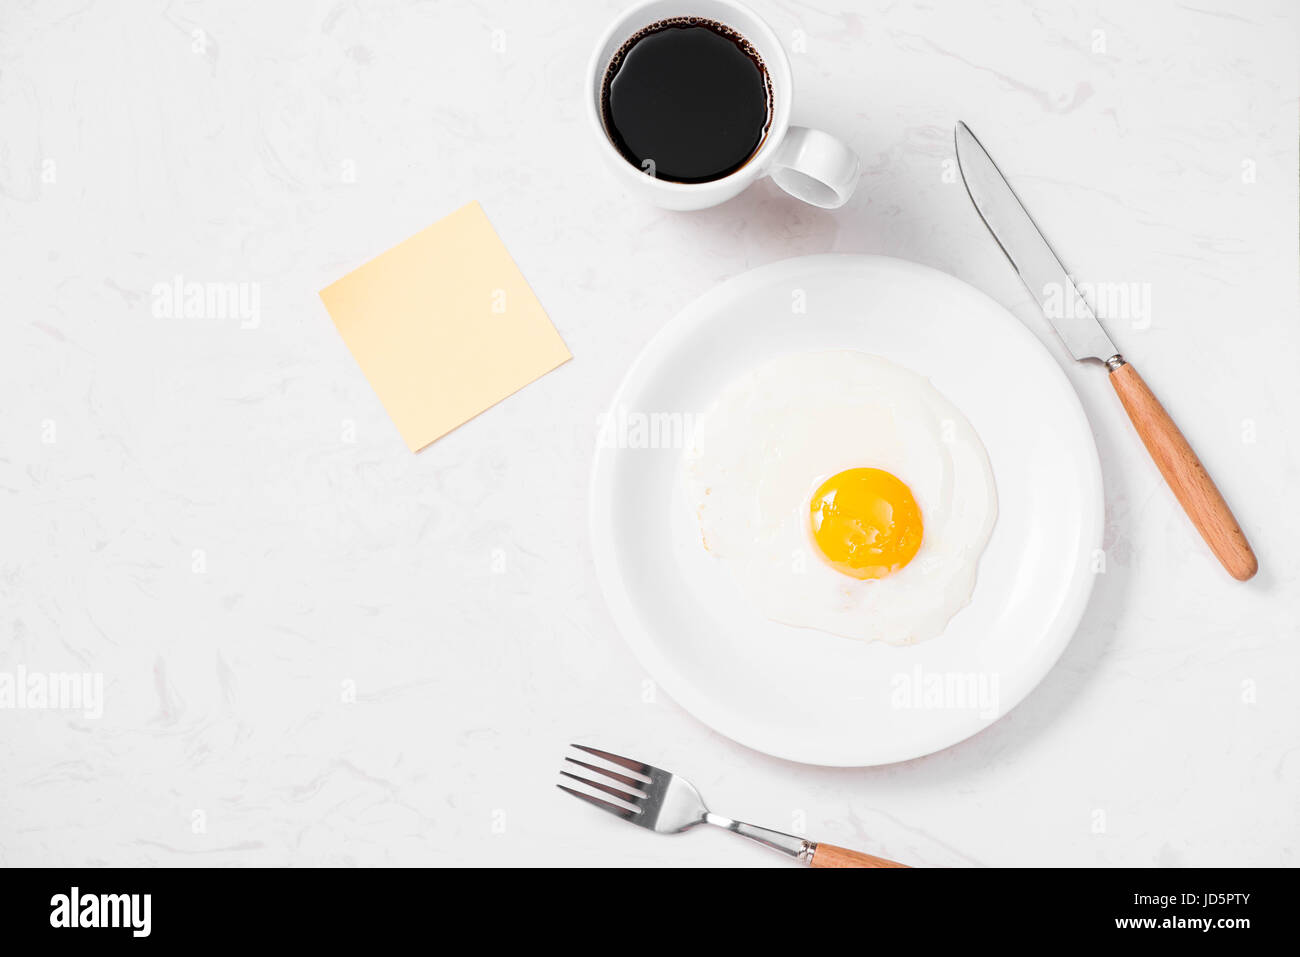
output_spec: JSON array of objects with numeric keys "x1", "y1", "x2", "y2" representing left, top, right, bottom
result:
[{"x1": 682, "y1": 350, "x2": 997, "y2": 644}]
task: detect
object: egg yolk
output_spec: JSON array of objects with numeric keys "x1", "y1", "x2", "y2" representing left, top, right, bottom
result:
[{"x1": 809, "y1": 468, "x2": 924, "y2": 580}]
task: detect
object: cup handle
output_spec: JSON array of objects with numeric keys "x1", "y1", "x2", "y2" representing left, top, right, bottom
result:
[{"x1": 769, "y1": 126, "x2": 860, "y2": 209}]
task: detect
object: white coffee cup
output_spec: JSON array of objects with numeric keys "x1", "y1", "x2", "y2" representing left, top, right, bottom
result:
[{"x1": 586, "y1": 0, "x2": 860, "y2": 211}]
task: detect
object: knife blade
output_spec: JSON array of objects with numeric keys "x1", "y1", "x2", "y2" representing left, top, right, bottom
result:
[
  {"x1": 955, "y1": 122, "x2": 1120, "y2": 363},
  {"x1": 954, "y1": 121, "x2": 1257, "y2": 581}
]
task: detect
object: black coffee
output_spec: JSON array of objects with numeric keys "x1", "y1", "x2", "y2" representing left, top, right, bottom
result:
[{"x1": 600, "y1": 18, "x2": 772, "y2": 184}]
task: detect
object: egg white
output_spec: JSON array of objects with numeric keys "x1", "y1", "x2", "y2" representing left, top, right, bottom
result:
[{"x1": 681, "y1": 350, "x2": 998, "y2": 645}]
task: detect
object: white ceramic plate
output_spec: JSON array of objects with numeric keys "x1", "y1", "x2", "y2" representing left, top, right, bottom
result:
[{"x1": 590, "y1": 255, "x2": 1102, "y2": 766}]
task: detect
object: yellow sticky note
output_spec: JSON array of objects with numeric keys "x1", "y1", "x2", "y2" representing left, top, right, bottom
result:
[{"x1": 320, "y1": 201, "x2": 571, "y2": 451}]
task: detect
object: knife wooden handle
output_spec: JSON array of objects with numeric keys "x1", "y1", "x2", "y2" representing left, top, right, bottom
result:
[
  {"x1": 809, "y1": 843, "x2": 910, "y2": 868},
  {"x1": 1108, "y1": 361, "x2": 1257, "y2": 581}
]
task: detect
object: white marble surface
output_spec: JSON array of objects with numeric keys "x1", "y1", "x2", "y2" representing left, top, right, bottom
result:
[{"x1": 0, "y1": 0, "x2": 1296, "y2": 867}]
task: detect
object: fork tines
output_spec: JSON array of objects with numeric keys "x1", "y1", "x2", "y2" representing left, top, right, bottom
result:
[{"x1": 557, "y1": 744, "x2": 652, "y2": 821}]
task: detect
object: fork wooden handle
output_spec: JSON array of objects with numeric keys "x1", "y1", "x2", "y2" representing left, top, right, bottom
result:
[
  {"x1": 809, "y1": 843, "x2": 910, "y2": 868},
  {"x1": 1108, "y1": 362, "x2": 1257, "y2": 581}
]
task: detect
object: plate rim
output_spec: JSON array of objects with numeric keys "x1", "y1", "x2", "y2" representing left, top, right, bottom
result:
[{"x1": 588, "y1": 253, "x2": 1103, "y2": 767}]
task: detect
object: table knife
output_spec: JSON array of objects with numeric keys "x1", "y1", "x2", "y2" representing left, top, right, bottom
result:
[{"x1": 954, "y1": 121, "x2": 1257, "y2": 581}]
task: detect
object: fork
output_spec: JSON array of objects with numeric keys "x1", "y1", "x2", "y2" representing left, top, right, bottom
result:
[{"x1": 558, "y1": 744, "x2": 909, "y2": 868}]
